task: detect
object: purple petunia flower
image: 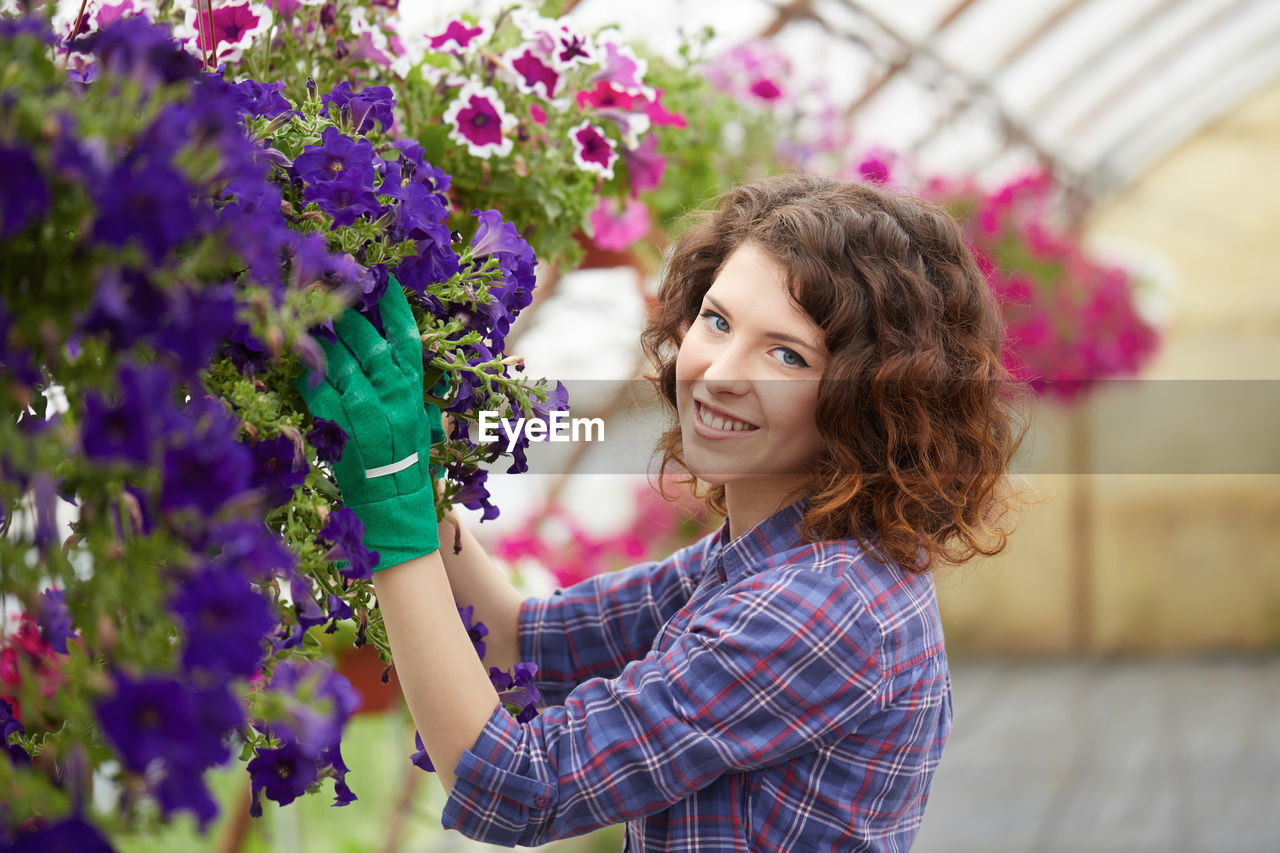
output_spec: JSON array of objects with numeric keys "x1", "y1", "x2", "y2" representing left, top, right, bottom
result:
[
  {"x1": 458, "y1": 605, "x2": 488, "y2": 660},
  {"x1": 2, "y1": 698, "x2": 30, "y2": 768},
  {"x1": 71, "y1": 15, "x2": 201, "y2": 85},
  {"x1": 322, "y1": 82, "x2": 395, "y2": 134},
  {"x1": 170, "y1": 563, "x2": 276, "y2": 677},
  {"x1": 208, "y1": 519, "x2": 296, "y2": 581},
  {"x1": 306, "y1": 417, "x2": 349, "y2": 465},
  {"x1": 152, "y1": 770, "x2": 220, "y2": 833},
  {"x1": 489, "y1": 662, "x2": 541, "y2": 720},
  {"x1": 317, "y1": 507, "x2": 379, "y2": 579},
  {"x1": 5, "y1": 815, "x2": 114, "y2": 853},
  {"x1": 248, "y1": 741, "x2": 318, "y2": 814},
  {"x1": 96, "y1": 673, "x2": 241, "y2": 780},
  {"x1": 37, "y1": 588, "x2": 76, "y2": 655},
  {"x1": 92, "y1": 158, "x2": 201, "y2": 264},
  {"x1": 248, "y1": 434, "x2": 310, "y2": 508},
  {"x1": 443, "y1": 83, "x2": 515, "y2": 159},
  {"x1": 411, "y1": 729, "x2": 434, "y2": 772},
  {"x1": 307, "y1": 171, "x2": 384, "y2": 228},
  {"x1": 256, "y1": 660, "x2": 360, "y2": 806},
  {"x1": 0, "y1": 144, "x2": 50, "y2": 239},
  {"x1": 446, "y1": 463, "x2": 500, "y2": 521},
  {"x1": 221, "y1": 322, "x2": 271, "y2": 376},
  {"x1": 569, "y1": 120, "x2": 617, "y2": 179},
  {"x1": 218, "y1": 76, "x2": 293, "y2": 119},
  {"x1": 293, "y1": 127, "x2": 381, "y2": 227},
  {"x1": 154, "y1": 282, "x2": 238, "y2": 379},
  {"x1": 80, "y1": 361, "x2": 182, "y2": 466},
  {"x1": 78, "y1": 266, "x2": 166, "y2": 352},
  {"x1": 159, "y1": 397, "x2": 254, "y2": 518},
  {"x1": 326, "y1": 741, "x2": 357, "y2": 806},
  {"x1": 293, "y1": 126, "x2": 377, "y2": 187},
  {"x1": 29, "y1": 473, "x2": 60, "y2": 552},
  {"x1": 469, "y1": 208, "x2": 528, "y2": 260}
]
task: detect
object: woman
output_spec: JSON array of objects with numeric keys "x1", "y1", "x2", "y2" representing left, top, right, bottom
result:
[{"x1": 294, "y1": 174, "x2": 1022, "y2": 850}]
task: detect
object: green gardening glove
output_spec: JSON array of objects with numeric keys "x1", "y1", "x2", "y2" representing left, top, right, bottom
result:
[{"x1": 293, "y1": 279, "x2": 444, "y2": 570}]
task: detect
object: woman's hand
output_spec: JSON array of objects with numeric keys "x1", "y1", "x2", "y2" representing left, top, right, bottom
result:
[{"x1": 292, "y1": 280, "x2": 442, "y2": 570}]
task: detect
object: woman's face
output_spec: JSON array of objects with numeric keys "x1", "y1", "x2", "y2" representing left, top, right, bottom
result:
[{"x1": 675, "y1": 242, "x2": 830, "y2": 492}]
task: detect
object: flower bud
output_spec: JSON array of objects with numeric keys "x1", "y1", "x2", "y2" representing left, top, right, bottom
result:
[{"x1": 264, "y1": 111, "x2": 293, "y2": 135}]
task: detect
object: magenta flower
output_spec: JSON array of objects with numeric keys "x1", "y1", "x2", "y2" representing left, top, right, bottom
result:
[
  {"x1": 178, "y1": 0, "x2": 273, "y2": 65},
  {"x1": 569, "y1": 120, "x2": 617, "y2": 179},
  {"x1": 642, "y1": 88, "x2": 687, "y2": 128},
  {"x1": 705, "y1": 40, "x2": 791, "y2": 105},
  {"x1": 857, "y1": 155, "x2": 893, "y2": 185},
  {"x1": 505, "y1": 45, "x2": 561, "y2": 99},
  {"x1": 589, "y1": 196, "x2": 650, "y2": 251},
  {"x1": 94, "y1": 0, "x2": 149, "y2": 30},
  {"x1": 427, "y1": 18, "x2": 489, "y2": 54},
  {"x1": 623, "y1": 133, "x2": 666, "y2": 196},
  {"x1": 443, "y1": 83, "x2": 516, "y2": 159},
  {"x1": 591, "y1": 37, "x2": 651, "y2": 97}
]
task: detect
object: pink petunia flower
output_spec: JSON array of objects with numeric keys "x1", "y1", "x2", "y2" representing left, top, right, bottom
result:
[
  {"x1": 641, "y1": 88, "x2": 686, "y2": 128},
  {"x1": 176, "y1": 0, "x2": 273, "y2": 65},
  {"x1": 427, "y1": 18, "x2": 490, "y2": 55},
  {"x1": 622, "y1": 133, "x2": 665, "y2": 197},
  {"x1": 568, "y1": 120, "x2": 617, "y2": 179},
  {"x1": 591, "y1": 35, "x2": 653, "y2": 98},
  {"x1": 443, "y1": 83, "x2": 516, "y2": 159},
  {"x1": 589, "y1": 196, "x2": 650, "y2": 251},
  {"x1": 505, "y1": 45, "x2": 562, "y2": 100}
]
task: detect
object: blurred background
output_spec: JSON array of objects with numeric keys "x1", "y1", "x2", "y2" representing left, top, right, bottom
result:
[{"x1": 112, "y1": 0, "x2": 1280, "y2": 850}]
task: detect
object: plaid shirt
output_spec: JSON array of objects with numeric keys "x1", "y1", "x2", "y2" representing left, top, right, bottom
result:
[{"x1": 442, "y1": 498, "x2": 952, "y2": 851}]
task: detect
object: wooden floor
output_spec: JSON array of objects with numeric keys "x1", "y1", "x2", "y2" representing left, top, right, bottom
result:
[{"x1": 913, "y1": 657, "x2": 1280, "y2": 853}]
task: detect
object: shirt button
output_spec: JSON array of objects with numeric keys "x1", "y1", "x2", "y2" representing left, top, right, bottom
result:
[{"x1": 533, "y1": 794, "x2": 549, "y2": 807}]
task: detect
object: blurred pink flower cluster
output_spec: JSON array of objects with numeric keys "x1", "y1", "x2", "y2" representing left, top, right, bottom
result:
[
  {"x1": 938, "y1": 171, "x2": 1161, "y2": 399},
  {"x1": 494, "y1": 483, "x2": 716, "y2": 589}
]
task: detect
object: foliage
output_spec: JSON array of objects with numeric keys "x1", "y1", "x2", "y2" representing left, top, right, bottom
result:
[{"x1": 0, "y1": 12, "x2": 556, "y2": 843}]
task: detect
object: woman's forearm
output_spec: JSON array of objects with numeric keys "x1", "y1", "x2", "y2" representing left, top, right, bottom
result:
[
  {"x1": 372, "y1": 551, "x2": 500, "y2": 794},
  {"x1": 439, "y1": 508, "x2": 527, "y2": 675}
]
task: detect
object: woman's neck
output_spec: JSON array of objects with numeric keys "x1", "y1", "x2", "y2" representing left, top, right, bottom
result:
[{"x1": 722, "y1": 477, "x2": 811, "y2": 541}]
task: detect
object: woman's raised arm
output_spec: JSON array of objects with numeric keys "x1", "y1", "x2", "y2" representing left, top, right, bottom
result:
[{"x1": 437, "y1": 506, "x2": 527, "y2": 676}]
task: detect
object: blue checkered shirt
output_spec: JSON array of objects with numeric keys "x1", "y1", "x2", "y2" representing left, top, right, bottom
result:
[{"x1": 442, "y1": 498, "x2": 952, "y2": 851}]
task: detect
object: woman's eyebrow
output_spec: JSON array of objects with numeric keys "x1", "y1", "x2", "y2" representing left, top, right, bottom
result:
[{"x1": 705, "y1": 295, "x2": 820, "y2": 353}]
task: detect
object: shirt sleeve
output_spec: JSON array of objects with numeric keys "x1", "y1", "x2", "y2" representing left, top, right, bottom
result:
[
  {"x1": 445, "y1": 568, "x2": 887, "y2": 847},
  {"x1": 518, "y1": 539, "x2": 709, "y2": 704}
]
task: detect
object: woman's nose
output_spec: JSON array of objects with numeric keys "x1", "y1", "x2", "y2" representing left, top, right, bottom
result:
[{"x1": 701, "y1": 343, "x2": 750, "y2": 394}]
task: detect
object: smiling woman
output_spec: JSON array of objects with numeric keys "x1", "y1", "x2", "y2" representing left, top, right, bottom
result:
[
  {"x1": 645, "y1": 174, "x2": 1025, "y2": 569},
  {"x1": 305, "y1": 173, "x2": 1024, "y2": 852}
]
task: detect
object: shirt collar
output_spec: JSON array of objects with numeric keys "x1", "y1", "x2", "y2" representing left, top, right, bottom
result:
[{"x1": 708, "y1": 495, "x2": 811, "y2": 584}]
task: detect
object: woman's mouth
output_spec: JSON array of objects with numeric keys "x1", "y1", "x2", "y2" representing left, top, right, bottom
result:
[{"x1": 694, "y1": 400, "x2": 759, "y2": 434}]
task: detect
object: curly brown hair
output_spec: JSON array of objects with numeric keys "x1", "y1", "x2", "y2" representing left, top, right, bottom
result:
[{"x1": 641, "y1": 174, "x2": 1025, "y2": 573}]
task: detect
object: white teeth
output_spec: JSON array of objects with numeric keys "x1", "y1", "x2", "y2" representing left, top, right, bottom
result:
[{"x1": 698, "y1": 403, "x2": 754, "y2": 432}]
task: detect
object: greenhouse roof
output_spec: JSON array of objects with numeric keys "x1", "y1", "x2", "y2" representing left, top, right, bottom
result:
[{"x1": 491, "y1": 0, "x2": 1280, "y2": 204}]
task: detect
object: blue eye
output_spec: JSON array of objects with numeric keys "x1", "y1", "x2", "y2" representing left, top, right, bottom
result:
[
  {"x1": 700, "y1": 310, "x2": 729, "y2": 332},
  {"x1": 775, "y1": 348, "x2": 809, "y2": 368}
]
